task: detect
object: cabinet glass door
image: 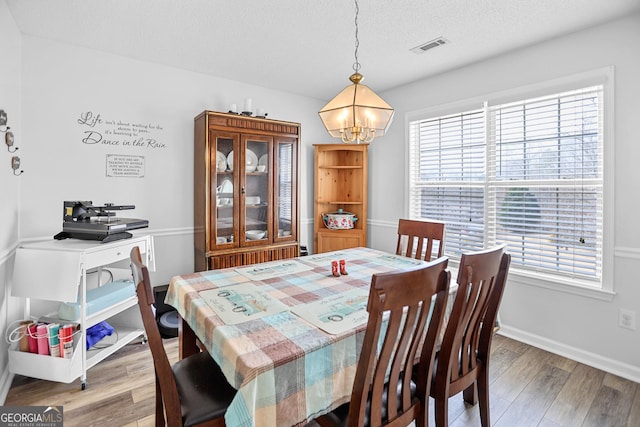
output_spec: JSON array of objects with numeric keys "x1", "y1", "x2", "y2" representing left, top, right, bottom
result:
[
  {"x1": 275, "y1": 137, "x2": 297, "y2": 241},
  {"x1": 242, "y1": 135, "x2": 272, "y2": 245},
  {"x1": 213, "y1": 131, "x2": 238, "y2": 248}
]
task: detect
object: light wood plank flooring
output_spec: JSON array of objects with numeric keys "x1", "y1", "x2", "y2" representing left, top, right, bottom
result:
[{"x1": 4, "y1": 335, "x2": 639, "y2": 426}]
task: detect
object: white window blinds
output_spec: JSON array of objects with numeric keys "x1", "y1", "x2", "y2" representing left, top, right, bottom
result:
[
  {"x1": 487, "y1": 86, "x2": 603, "y2": 280},
  {"x1": 409, "y1": 84, "x2": 604, "y2": 284},
  {"x1": 408, "y1": 108, "x2": 486, "y2": 256}
]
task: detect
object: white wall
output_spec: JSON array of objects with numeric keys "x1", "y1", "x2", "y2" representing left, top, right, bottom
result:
[
  {"x1": 370, "y1": 13, "x2": 640, "y2": 380},
  {"x1": 17, "y1": 36, "x2": 325, "y2": 282},
  {"x1": 0, "y1": 0, "x2": 23, "y2": 402}
]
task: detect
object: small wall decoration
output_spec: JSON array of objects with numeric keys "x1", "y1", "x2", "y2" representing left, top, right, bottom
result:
[
  {"x1": 77, "y1": 111, "x2": 166, "y2": 149},
  {"x1": 106, "y1": 154, "x2": 145, "y2": 178}
]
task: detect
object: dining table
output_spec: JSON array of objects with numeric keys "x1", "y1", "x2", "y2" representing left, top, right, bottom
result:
[{"x1": 165, "y1": 247, "x2": 451, "y2": 427}]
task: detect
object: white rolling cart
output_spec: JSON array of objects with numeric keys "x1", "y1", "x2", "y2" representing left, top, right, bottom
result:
[{"x1": 9, "y1": 234, "x2": 155, "y2": 389}]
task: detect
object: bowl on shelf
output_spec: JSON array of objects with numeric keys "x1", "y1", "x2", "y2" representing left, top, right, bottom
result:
[
  {"x1": 217, "y1": 197, "x2": 233, "y2": 206},
  {"x1": 246, "y1": 196, "x2": 260, "y2": 206},
  {"x1": 322, "y1": 209, "x2": 358, "y2": 229},
  {"x1": 245, "y1": 230, "x2": 266, "y2": 240}
]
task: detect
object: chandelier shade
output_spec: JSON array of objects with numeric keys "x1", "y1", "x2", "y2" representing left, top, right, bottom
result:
[{"x1": 319, "y1": 72, "x2": 394, "y2": 143}]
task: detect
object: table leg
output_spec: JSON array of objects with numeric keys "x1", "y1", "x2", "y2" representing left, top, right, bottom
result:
[{"x1": 178, "y1": 316, "x2": 199, "y2": 359}]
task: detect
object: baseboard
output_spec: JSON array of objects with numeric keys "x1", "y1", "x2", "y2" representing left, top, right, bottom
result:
[
  {"x1": 0, "y1": 240, "x2": 20, "y2": 266},
  {"x1": 0, "y1": 367, "x2": 14, "y2": 404},
  {"x1": 499, "y1": 324, "x2": 640, "y2": 383}
]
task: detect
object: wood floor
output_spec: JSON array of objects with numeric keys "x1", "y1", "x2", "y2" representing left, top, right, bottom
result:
[{"x1": 4, "y1": 334, "x2": 640, "y2": 427}]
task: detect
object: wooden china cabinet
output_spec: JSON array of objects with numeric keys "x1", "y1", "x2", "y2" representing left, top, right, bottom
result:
[
  {"x1": 313, "y1": 143, "x2": 368, "y2": 253},
  {"x1": 194, "y1": 111, "x2": 300, "y2": 271}
]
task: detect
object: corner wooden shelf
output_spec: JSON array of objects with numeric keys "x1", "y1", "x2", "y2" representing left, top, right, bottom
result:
[{"x1": 313, "y1": 143, "x2": 368, "y2": 253}]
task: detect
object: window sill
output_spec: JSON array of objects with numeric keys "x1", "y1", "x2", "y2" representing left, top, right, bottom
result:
[{"x1": 507, "y1": 270, "x2": 615, "y2": 302}]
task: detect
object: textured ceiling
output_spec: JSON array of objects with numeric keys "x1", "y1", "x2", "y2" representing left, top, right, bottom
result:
[{"x1": 7, "y1": 0, "x2": 640, "y2": 100}]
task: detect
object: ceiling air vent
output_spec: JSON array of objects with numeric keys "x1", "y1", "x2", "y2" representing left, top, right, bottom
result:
[{"x1": 410, "y1": 37, "x2": 448, "y2": 54}]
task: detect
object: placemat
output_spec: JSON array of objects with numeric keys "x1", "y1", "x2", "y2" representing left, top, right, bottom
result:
[
  {"x1": 235, "y1": 259, "x2": 312, "y2": 281},
  {"x1": 291, "y1": 287, "x2": 369, "y2": 335},
  {"x1": 200, "y1": 283, "x2": 289, "y2": 325},
  {"x1": 373, "y1": 253, "x2": 426, "y2": 268}
]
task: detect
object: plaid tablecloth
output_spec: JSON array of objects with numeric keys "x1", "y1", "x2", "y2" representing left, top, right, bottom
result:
[{"x1": 165, "y1": 247, "x2": 430, "y2": 427}]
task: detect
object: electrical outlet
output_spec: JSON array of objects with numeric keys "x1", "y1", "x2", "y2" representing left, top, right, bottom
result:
[{"x1": 619, "y1": 308, "x2": 637, "y2": 330}]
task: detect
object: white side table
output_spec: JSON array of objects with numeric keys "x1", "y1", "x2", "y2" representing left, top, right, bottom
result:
[{"x1": 10, "y1": 234, "x2": 155, "y2": 389}]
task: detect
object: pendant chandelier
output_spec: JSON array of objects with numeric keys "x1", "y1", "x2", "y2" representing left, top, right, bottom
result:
[{"x1": 318, "y1": 0, "x2": 394, "y2": 144}]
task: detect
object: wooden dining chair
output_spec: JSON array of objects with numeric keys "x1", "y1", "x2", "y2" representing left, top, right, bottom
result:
[
  {"x1": 396, "y1": 219, "x2": 445, "y2": 262},
  {"x1": 425, "y1": 244, "x2": 510, "y2": 427},
  {"x1": 315, "y1": 257, "x2": 451, "y2": 427},
  {"x1": 130, "y1": 247, "x2": 237, "y2": 427}
]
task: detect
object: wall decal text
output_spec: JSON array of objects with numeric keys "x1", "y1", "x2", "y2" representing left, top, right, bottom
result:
[{"x1": 77, "y1": 111, "x2": 166, "y2": 149}]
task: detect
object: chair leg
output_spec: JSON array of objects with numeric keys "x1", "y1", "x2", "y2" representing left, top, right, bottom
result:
[
  {"x1": 477, "y1": 373, "x2": 491, "y2": 427},
  {"x1": 434, "y1": 395, "x2": 449, "y2": 427},
  {"x1": 416, "y1": 399, "x2": 429, "y2": 427},
  {"x1": 155, "y1": 376, "x2": 165, "y2": 427},
  {"x1": 463, "y1": 382, "x2": 478, "y2": 405}
]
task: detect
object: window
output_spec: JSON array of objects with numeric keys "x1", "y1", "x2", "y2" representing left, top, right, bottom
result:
[{"x1": 409, "y1": 74, "x2": 610, "y2": 289}]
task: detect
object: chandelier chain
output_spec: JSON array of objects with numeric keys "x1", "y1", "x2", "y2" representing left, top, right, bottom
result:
[
  {"x1": 353, "y1": 0, "x2": 361, "y2": 73},
  {"x1": 318, "y1": 0, "x2": 394, "y2": 144}
]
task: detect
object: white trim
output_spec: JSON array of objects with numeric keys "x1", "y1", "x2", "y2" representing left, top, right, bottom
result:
[
  {"x1": 405, "y1": 67, "x2": 614, "y2": 122},
  {"x1": 509, "y1": 271, "x2": 615, "y2": 302},
  {"x1": 368, "y1": 218, "x2": 398, "y2": 228},
  {"x1": 406, "y1": 99, "x2": 486, "y2": 124},
  {"x1": 141, "y1": 227, "x2": 193, "y2": 238},
  {"x1": 601, "y1": 67, "x2": 615, "y2": 293},
  {"x1": 498, "y1": 324, "x2": 640, "y2": 384},
  {"x1": 487, "y1": 66, "x2": 614, "y2": 106},
  {"x1": 0, "y1": 240, "x2": 20, "y2": 265},
  {"x1": 615, "y1": 246, "x2": 640, "y2": 260}
]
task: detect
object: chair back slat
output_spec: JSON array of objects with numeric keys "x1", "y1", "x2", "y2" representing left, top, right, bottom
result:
[
  {"x1": 457, "y1": 275, "x2": 489, "y2": 378},
  {"x1": 348, "y1": 257, "x2": 451, "y2": 427},
  {"x1": 396, "y1": 219, "x2": 445, "y2": 262},
  {"x1": 438, "y1": 244, "x2": 510, "y2": 389}
]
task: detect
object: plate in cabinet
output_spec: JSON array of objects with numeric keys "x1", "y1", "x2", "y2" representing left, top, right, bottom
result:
[
  {"x1": 216, "y1": 151, "x2": 227, "y2": 172},
  {"x1": 258, "y1": 154, "x2": 268, "y2": 171},
  {"x1": 246, "y1": 150, "x2": 258, "y2": 172},
  {"x1": 227, "y1": 150, "x2": 234, "y2": 171},
  {"x1": 228, "y1": 150, "x2": 258, "y2": 172}
]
